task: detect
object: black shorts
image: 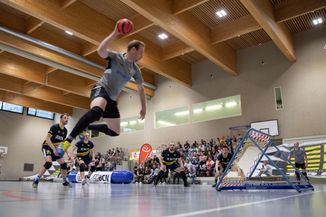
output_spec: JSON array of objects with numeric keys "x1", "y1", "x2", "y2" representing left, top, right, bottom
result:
[
  {"x1": 77, "y1": 155, "x2": 93, "y2": 165},
  {"x1": 164, "y1": 163, "x2": 179, "y2": 171},
  {"x1": 90, "y1": 85, "x2": 120, "y2": 118},
  {"x1": 42, "y1": 145, "x2": 62, "y2": 161},
  {"x1": 295, "y1": 163, "x2": 306, "y2": 170}
]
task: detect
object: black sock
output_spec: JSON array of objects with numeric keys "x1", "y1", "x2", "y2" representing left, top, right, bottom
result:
[{"x1": 88, "y1": 124, "x2": 119, "y2": 136}]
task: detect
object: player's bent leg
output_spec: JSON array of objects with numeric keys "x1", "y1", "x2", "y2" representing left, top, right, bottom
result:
[{"x1": 57, "y1": 158, "x2": 72, "y2": 188}]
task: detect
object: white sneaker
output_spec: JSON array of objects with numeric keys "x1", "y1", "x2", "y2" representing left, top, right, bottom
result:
[{"x1": 81, "y1": 179, "x2": 87, "y2": 186}]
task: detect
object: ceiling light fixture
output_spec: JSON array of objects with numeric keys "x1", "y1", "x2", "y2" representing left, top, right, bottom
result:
[
  {"x1": 158, "y1": 33, "x2": 168, "y2": 40},
  {"x1": 65, "y1": 30, "x2": 74, "y2": 35},
  {"x1": 312, "y1": 18, "x2": 323, "y2": 25},
  {"x1": 216, "y1": 9, "x2": 227, "y2": 18}
]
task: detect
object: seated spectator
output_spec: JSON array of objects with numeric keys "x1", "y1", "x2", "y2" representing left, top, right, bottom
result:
[
  {"x1": 257, "y1": 160, "x2": 272, "y2": 177},
  {"x1": 206, "y1": 156, "x2": 215, "y2": 176}
]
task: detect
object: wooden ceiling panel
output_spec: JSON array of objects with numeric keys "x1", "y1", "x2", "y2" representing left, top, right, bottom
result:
[
  {"x1": 137, "y1": 25, "x2": 180, "y2": 48},
  {"x1": 180, "y1": 51, "x2": 207, "y2": 64},
  {"x1": 79, "y1": 0, "x2": 138, "y2": 21},
  {"x1": 0, "y1": 3, "x2": 26, "y2": 32},
  {"x1": 284, "y1": 8, "x2": 326, "y2": 33},
  {"x1": 225, "y1": 29, "x2": 271, "y2": 50},
  {"x1": 30, "y1": 23, "x2": 83, "y2": 55},
  {"x1": 40, "y1": 22, "x2": 86, "y2": 45},
  {"x1": 269, "y1": 0, "x2": 291, "y2": 9},
  {"x1": 189, "y1": 0, "x2": 250, "y2": 28},
  {"x1": 84, "y1": 51, "x2": 107, "y2": 66}
]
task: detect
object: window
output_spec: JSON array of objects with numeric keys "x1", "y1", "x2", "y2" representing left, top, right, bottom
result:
[
  {"x1": 274, "y1": 87, "x2": 284, "y2": 110},
  {"x1": 121, "y1": 116, "x2": 145, "y2": 133},
  {"x1": 0, "y1": 101, "x2": 24, "y2": 114},
  {"x1": 27, "y1": 108, "x2": 55, "y2": 120},
  {"x1": 155, "y1": 106, "x2": 189, "y2": 128},
  {"x1": 192, "y1": 95, "x2": 242, "y2": 123}
]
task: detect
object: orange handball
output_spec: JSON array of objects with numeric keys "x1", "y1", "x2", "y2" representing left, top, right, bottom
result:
[{"x1": 117, "y1": 18, "x2": 133, "y2": 35}]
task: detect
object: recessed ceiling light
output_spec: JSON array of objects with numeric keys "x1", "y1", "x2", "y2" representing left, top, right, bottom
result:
[
  {"x1": 216, "y1": 9, "x2": 227, "y2": 18},
  {"x1": 312, "y1": 17, "x2": 323, "y2": 25},
  {"x1": 65, "y1": 30, "x2": 73, "y2": 35},
  {"x1": 158, "y1": 33, "x2": 168, "y2": 40}
]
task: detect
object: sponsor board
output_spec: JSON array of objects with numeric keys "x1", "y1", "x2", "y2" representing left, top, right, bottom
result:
[{"x1": 74, "y1": 171, "x2": 112, "y2": 184}]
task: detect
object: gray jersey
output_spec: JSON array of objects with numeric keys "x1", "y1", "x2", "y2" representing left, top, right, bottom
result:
[
  {"x1": 290, "y1": 148, "x2": 306, "y2": 164},
  {"x1": 97, "y1": 51, "x2": 143, "y2": 100}
]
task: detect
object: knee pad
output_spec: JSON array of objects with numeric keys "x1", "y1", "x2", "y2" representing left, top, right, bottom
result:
[
  {"x1": 43, "y1": 162, "x2": 52, "y2": 170},
  {"x1": 90, "y1": 166, "x2": 96, "y2": 172},
  {"x1": 60, "y1": 162, "x2": 68, "y2": 170},
  {"x1": 79, "y1": 163, "x2": 86, "y2": 172},
  {"x1": 86, "y1": 106, "x2": 103, "y2": 122}
]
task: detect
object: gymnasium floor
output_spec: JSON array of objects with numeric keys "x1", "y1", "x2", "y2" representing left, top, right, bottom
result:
[{"x1": 0, "y1": 182, "x2": 325, "y2": 217}]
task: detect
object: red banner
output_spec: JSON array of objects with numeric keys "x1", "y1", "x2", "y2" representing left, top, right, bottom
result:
[{"x1": 139, "y1": 143, "x2": 153, "y2": 164}]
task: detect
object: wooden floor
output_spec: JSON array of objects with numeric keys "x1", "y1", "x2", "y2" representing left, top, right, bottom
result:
[{"x1": 0, "y1": 181, "x2": 325, "y2": 217}]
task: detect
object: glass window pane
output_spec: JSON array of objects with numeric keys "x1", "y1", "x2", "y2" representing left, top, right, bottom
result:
[
  {"x1": 2, "y1": 102, "x2": 23, "y2": 114},
  {"x1": 36, "y1": 109, "x2": 54, "y2": 120},
  {"x1": 121, "y1": 116, "x2": 145, "y2": 133},
  {"x1": 0, "y1": 101, "x2": 2, "y2": 109},
  {"x1": 27, "y1": 108, "x2": 37, "y2": 116},
  {"x1": 155, "y1": 106, "x2": 189, "y2": 128},
  {"x1": 192, "y1": 95, "x2": 242, "y2": 123},
  {"x1": 274, "y1": 87, "x2": 284, "y2": 110}
]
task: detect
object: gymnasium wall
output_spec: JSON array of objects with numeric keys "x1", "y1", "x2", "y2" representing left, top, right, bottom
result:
[
  {"x1": 92, "y1": 26, "x2": 326, "y2": 150},
  {"x1": 0, "y1": 109, "x2": 82, "y2": 180}
]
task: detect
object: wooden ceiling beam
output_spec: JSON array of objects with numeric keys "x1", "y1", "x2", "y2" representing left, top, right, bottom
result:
[
  {"x1": 0, "y1": 0, "x2": 191, "y2": 87},
  {"x1": 0, "y1": 52, "x2": 90, "y2": 97},
  {"x1": 0, "y1": 52, "x2": 47, "y2": 84},
  {"x1": 121, "y1": 0, "x2": 237, "y2": 75},
  {"x1": 0, "y1": 30, "x2": 103, "y2": 77},
  {"x1": 0, "y1": 90, "x2": 73, "y2": 115},
  {"x1": 122, "y1": 14, "x2": 154, "y2": 38},
  {"x1": 240, "y1": 0, "x2": 296, "y2": 62},
  {"x1": 81, "y1": 42, "x2": 97, "y2": 56},
  {"x1": 0, "y1": 74, "x2": 90, "y2": 109},
  {"x1": 22, "y1": 82, "x2": 42, "y2": 94},
  {"x1": 0, "y1": 30, "x2": 155, "y2": 95},
  {"x1": 162, "y1": 41, "x2": 194, "y2": 61},
  {"x1": 60, "y1": 0, "x2": 78, "y2": 9},
  {"x1": 172, "y1": 0, "x2": 209, "y2": 15}
]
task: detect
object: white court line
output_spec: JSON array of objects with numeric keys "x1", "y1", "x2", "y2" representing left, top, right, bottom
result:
[{"x1": 164, "y1": 190, "x2": 325, "y2": 217}]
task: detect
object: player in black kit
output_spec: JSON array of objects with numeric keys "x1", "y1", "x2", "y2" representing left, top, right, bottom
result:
[
  {"x1": 212, "y1": 145, "x2": 243, "y2": 187},
  {"x1": 154, "y1": 142, "x2": 189, "y2": 187},
  {"x1": 32, "y1": 114, "x2": 72, "y2": 188},
  {"x1": 70, "y1": 131, "x2": 96, "y2": 185}
]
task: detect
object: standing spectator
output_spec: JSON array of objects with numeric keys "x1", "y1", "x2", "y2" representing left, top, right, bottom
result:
[{"x1": 288, "y1": 142, "x2": 309, "y2": 182}]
